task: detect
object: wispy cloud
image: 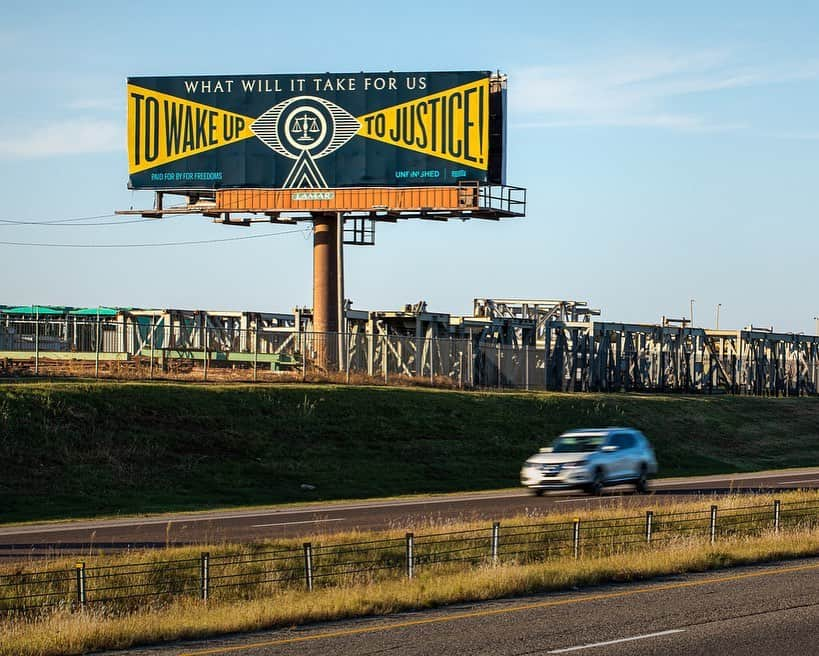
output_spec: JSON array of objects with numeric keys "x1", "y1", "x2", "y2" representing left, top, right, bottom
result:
[
  {"x1": 762, "y1": 130, "x2": 819, "y2": 141},
  {"x1": 0, "y1": 118, "x2": 122, "y2": 157},
  {"x1": 510, "y1": 51, "x2": 819, "y2": 132},
  {"x1": 64, "y1": 97, "x2": 121, "y2": 112}
]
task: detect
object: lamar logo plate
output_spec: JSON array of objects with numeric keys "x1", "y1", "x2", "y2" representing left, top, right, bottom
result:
[{"x1": 292, "y1": 191, "x2": 335, "y2": 201}]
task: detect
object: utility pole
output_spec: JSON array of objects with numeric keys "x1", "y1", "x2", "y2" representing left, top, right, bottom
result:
[
  {"x1": 716, "y1": 303, "x2": 722, "y2": 330},
  {"x1": 689, "y1": 299, "x2": 695, "y2": 327},
  {"x1": 814, "y1": 316, "x2": 819, "y2": 337}
]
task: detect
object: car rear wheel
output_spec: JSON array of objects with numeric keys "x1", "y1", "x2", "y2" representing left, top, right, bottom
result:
[
  {"x1": 586, "y1": 469, "x2": 604, "y2": 496},
  {"x1": 635, "y1": 465, "x2": 649, "y2": 494},
  {"x1": 532, "y1": 488, "x2": 545, "y2": 497}
]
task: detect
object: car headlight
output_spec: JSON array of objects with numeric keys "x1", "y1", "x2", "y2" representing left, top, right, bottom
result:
[{"x1": 562, "y1": 460, "x2": 588, "y2": 469}]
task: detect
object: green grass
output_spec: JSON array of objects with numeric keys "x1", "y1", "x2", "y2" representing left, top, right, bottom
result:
[{"x1": 1, "y1": 381, "x2": 819, "y2": 523}]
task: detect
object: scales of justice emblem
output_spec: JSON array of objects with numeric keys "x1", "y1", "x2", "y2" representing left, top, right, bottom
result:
[{"x1": 250, "y1": 96, "x2": 361, "y2": 189}]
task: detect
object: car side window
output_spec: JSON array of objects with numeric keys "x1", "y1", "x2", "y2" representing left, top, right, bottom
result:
[{"x1": 611, "y1": 433, "x2": 634, "y2": 449}]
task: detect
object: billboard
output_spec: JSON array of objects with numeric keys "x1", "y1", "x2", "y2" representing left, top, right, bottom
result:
[{"x1": 126, "y1": 71, "x2": 506, "y2": 191}]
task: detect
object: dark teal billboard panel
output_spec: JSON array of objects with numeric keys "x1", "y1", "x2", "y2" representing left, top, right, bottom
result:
[{"x1": 127, "y1": 71, "x2": 507, "y2": 190}]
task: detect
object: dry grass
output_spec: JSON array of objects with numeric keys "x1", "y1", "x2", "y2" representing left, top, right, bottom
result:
[
  {"x1": 2, "y1": 357, "x2": 461, "y2": 389},
  {"x1": 1, "y1": 493, "x2": 818, "y2": 656},
  {"x1": 2, "y1": 531, "x2": 818, "y2": 656}
]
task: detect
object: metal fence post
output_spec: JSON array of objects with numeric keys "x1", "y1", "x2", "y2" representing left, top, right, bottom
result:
[
  {"x1": 497, "y1": 342, "x2": 502, "y2": 390},
  {"x1": 430, "y1": 337, "x2": 435, "y2": 385},
  {"x1": 468, "y1": 339, "x2": 473, "y2": 388},
  {"x1": 253, "y1": 327, "x2": 259, "y2": 383},
  {"x1": 573, "y1": 518, "x2": 581, "y2": 559},
  {"x1": 149, "y1": 319, "x2": 155, "y2": 381},
  {"x1": 200, "y1": 552, "x2": 210, "y2": 601},
  {"x1": 710, "y1": 505, "x2": 718, "y2": 544},
  {"x1": 301, "y1": 332, "x2": 307, "y2": 382},
  {"x1": 645, "y1": 511, "x2": 653, "y2": 544},
  {"x1": 383, "y1": 334, "x2": 388, "y2": 385},
  {"x1": 203, "y1": 325, "x2": 208, "y2": 381},
  {"x1": 95, "y1": 314, "x2": 101, "y2": 379},
  {"x1": 34, "y1": 316, "x2": 40, "y2": 376},
  {"x1": 491, "y1": 521, "x2": 500, "y2": 564},
  {"x1": 303, "y1": 542, "x2": 313, "y2": 591},
  {"x1": 774, "y1": 499, "x2": 781, "y2": 534},
  {"x1": 75, "y1": 561, "x2": 86, "y2": 609},
  {"x1": 345, "y1": 332, "x2": 351, "y2": 384},
  {"x1": 525, "y1": 345, "x2": 529, "y2": 391},
  {"x1": 544, "y1": 336, "x2": 549, "y2": 389},
  {"x1": 406, "y1": 532, "x2": 414, "y2": 580}
]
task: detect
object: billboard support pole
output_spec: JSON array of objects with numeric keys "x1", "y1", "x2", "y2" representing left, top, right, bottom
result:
[
  {"x1": 337, "y1": 212, "x2": 345, "y2": 373},
  {"x1": 312, "y1": 213, "x2": 339, "y2": 371}
]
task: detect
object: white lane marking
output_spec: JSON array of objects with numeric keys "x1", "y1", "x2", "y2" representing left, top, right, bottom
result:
[
  {"x1": 547, "y1": 629, "x2": 685, "y2": 653},
  {"x1": 651, "y1": 469, "x2": 819, "y2": 486},
  {"x1": 555, "y1": 498, "x2": 600, "y2": 504},
  {"x1": 251, "y1": 518, "x2": 345, "y2": 528},
  {"x1": 777, "y1": 479, "x2": 819, "y2": 485}
]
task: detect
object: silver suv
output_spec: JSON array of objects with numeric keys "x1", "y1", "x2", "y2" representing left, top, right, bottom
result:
[{"x1": 520, "y1": 428, "x2": 658, "y2": 496}]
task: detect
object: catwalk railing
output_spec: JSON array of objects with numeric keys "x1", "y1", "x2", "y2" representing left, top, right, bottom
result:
[
  {"x1": 2, "y1": 318, "x2": 819, "y2": 395},
  {"x1": 1, "y1": 498, "x2": 817, "y2": 615}
]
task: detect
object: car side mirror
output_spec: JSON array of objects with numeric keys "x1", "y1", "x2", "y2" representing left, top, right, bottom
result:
[
  {"x1": 601, "y1": 445, "x2": 618, "y2": 452},
  {"x1": 539, "y1": 447, "x2": 553, "y2": 453}
]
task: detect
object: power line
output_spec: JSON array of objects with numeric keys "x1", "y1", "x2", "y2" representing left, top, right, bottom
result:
[
  {"x1": 0, "y1": 228, "x2": 311, "y2": 248},
  {"x1": 0, "y1": 213, "x2": 117, "y2": 225},
  {"x1": 0, "y1": 212, "x2": 275, "y2": 228},
  {"x1": 0, "y1": 216, "x2": 185, "y2": 227},
  {"x1": 0, "y1": 202, "x2": 203, "y2": 226}
]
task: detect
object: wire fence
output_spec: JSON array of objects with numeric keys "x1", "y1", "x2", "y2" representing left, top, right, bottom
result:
[{"x1": 2, "y1": 498, "x2": 817, "y2": 617}]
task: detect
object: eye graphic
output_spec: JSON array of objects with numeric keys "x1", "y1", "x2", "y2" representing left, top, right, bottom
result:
[{"x1": 251, "y1": 96, "x2": 361, "y2": 160}]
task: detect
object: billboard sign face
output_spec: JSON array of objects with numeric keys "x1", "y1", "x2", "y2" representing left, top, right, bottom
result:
[{"x1": 127, "y1": 71, "x2": 505, "y2": 190}]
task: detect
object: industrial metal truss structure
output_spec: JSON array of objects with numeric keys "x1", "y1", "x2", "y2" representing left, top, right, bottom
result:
[
  {"x1": 468, "y1": 301, "x2": 819, "y2": 395},
  {"x1": 3, "y1": 301, "x2": 819, "y2": 396}
]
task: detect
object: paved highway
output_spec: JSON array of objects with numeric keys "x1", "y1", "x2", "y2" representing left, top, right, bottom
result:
[
  {"x1": 107, "y1": 557, "x2": 819, "y2": 655},
  {"x1": 2, "y1": 467, "x2": 818, "y2": 558}
]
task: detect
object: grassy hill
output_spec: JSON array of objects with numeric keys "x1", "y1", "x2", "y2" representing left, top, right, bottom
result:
[{"x1": 1, "y1": 381, "x2": 818, "y2": 523}]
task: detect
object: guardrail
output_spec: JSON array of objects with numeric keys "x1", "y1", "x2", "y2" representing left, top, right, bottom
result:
[{"x1": 2, "y1": 498, "x2": 817, "y2": 616}]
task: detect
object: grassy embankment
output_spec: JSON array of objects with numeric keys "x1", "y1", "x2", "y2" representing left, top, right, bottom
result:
[
  {"x1": 1, "y1": 492, "x2": 818, "y2": 656},
  {"x1": 1, "y1": 381, "x2": 818, "y2": 523}
]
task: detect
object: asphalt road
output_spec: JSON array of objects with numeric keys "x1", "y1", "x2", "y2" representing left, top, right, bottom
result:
[
  {"x1": 106, "y1": 557, "x2": 819, "y2": 656},
  {"x1": 2, "y1": 467, "x2": 818, "y2": 558}
]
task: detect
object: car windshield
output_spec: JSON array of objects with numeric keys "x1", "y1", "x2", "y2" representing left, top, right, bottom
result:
[{"x1": 552, "y1": 435, "x2": 606, "y2": 453}]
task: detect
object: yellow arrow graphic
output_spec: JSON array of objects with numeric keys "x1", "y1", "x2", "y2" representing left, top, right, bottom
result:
[
  {"x1": 355, "y1": 78, "x2": 489, "y2": 170},
  {"x1": 127, "y1": 84, "x2": 256, "y2": 174}
]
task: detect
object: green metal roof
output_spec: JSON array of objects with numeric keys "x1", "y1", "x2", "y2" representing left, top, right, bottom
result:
[
  {"x1": 1, "y1": 305, "x2": 68, "y2": 315},
  {"x1": 69, "y1": 307, "x2": 119, "y2": 316}
]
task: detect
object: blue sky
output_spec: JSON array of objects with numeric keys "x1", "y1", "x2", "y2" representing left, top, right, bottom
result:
[{"x1": 1, "y1": 1, "x2": 818, "y2": 332}]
